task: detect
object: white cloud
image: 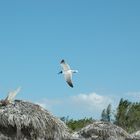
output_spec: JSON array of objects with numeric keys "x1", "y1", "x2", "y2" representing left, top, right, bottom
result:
[
  {"x1": 35, "y1": 92, "x2": 114, "y2": 119},
  {"x1": 71, "y1": 92, "x2": 113, "y2": 111},
  {"x1": 125, "y1": 92, "x2": 140, "y2": 99}
]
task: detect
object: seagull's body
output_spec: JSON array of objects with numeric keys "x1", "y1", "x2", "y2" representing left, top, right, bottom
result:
[{"x1": 59, "y1": 59, "x2": 78, "y2": 88}]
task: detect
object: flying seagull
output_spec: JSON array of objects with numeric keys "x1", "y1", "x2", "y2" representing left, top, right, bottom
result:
[{"x1": 58, "y1": 59, "x2": 78, "y2": 88}]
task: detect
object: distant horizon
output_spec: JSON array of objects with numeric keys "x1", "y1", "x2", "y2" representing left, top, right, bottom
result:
[{"x1": 0, "y1": 0, "x2": 140, "y2": 119}]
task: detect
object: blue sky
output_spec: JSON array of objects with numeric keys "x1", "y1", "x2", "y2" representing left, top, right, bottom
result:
[{"x1": 0, "y1": 0, "x2": 140, "y2": 119}]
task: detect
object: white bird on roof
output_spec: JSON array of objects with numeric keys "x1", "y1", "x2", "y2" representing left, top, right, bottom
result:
[{"x1": 58, "y1": 59, "x2": 78, "y2": 88}]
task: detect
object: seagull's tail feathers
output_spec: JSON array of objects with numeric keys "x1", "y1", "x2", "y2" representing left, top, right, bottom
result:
[{"x1": 72, "y1": 70, "x2": 78, "y2": 73}]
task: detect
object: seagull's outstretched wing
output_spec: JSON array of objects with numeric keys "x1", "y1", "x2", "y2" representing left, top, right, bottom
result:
[
  {"x1": 5, "y1": 87, "x2": 21, "y2": 102},
  {"x1": 60, "y1": 59, "x2": 70, "y2": 71},
  {"x1": 64, "y1": 72, "x2": 73, "y2": 88}
]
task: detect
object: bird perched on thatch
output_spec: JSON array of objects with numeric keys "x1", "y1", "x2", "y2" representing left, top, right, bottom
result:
[{"x1": 0, "y1": 87, "x2": 21, "y2": 106}]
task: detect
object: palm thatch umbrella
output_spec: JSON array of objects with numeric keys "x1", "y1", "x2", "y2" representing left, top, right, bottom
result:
[{"x1": 0, "y1": 100, "x2": 71, "y2": 140}]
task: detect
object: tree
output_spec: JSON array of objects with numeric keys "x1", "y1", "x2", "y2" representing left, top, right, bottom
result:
[
  {"x1": 101, "y1": 104, "x2": 112, "y2": 122},
  {"x1": 115, "y1": 98, "x2": 131, "y2": 128},
  {"x1": 61, "y1": 117, "x2": 94, "y2": 131},
  {"x1": 60, "y1": 116, "x2": 69, "y2": 124},
  {"x1": 115, "y1": 98, "x2": 140, "y2": 133},
  {"x1": 106, "y1": 104, "x2": 111, "y2": 122},
  {"x1": 101, "y1": 109, "x2": 107, "y2": 121}
]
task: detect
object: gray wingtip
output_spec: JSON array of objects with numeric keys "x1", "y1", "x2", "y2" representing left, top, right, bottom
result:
[
  {"x1": 67, "y1": 82, "x2": 74, "y2": 88},
  {"x1": 58, "y1": 71, "x2": 62, "y2": 74},
  {"x1": 70, "y1": 85, "x2": 74, "y2": 88},
  {"x1": 61, "y1": 59, "x2": 65, "y2": 63}
]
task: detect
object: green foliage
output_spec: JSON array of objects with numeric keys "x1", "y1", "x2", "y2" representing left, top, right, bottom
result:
[
  {"x1": 101, "y1": 109, "x2": 107, "y2": 121},
  {"x1": 60, "y1": 116, "x2": 69, "y2": 124},
  {"x1": 115, "y1": 98, "x2": 140, "y2": 133},
  {"x1": 101, "y1": 104, "x2": 112, "y2": 122},
  {"x1": 60, "y1": 99, "x2": 140, "y2": 133},
  {"x1": 60, "y1": 117, "x2": 94, "y2": 131}
]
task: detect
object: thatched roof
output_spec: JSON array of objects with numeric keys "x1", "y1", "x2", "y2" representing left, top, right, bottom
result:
[
  {"x1": 0, "y1": 99, "x2": 138, "y2": 140},
  {"x1": 131, "y1": 131, "x2": 140, "y2": 140},
  {"x1": 72, "y1": 121, "x2": 133, "y2": 140},
  {"x1": 0, "y1": 100, "x2": 71, "y2": 140}
]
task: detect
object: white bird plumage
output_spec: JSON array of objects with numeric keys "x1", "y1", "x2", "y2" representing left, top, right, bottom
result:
[{"x1": 59, "y1": 59, "x2": 78, "y2": 88}]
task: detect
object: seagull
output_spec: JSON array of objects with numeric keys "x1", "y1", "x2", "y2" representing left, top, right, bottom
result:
[{"x1": 58, "y1": 59, "x2": 78, "y2": 88}]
